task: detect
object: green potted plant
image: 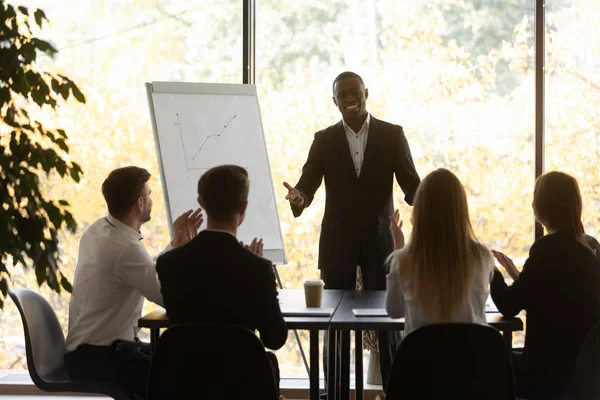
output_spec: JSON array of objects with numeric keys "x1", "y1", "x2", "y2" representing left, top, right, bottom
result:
[{"x1": 0, "y1": 2, "x2": 85, "y2": 308}]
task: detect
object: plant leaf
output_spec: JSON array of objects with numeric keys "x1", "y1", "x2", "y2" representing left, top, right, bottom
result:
[
  {"x1": 60, "y1": 274, "x2": 73, "y2": 293},
  {"x1": 71, "y1": 84, "x2": 86, "y2": 103},
  {"x1": 33, "y1": 9, "x2": 47, "y2": 27},
  {"x1": 0, "y1": 278, "x2": 8, "y2": 297}
]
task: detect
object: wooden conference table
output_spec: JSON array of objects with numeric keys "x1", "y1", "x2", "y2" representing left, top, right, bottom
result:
[{"x1": 138, "y1": 289, "x2": 523, "y2": 400}]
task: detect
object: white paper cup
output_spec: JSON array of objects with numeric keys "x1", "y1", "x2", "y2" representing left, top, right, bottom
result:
[{"x1": 304, "y1": 279, "x2": 324, "y2": 308}]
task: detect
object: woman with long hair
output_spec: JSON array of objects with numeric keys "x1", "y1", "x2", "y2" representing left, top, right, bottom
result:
[
  {"x1": 385, "y1": 168, "x2": 495, "y2": 335},
  {"x1": 492, "y1": 171, "x2": 600, "y2": 399}
]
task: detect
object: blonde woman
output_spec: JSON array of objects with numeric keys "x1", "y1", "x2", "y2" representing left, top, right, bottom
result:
[
  {"x1": 491, "y1": 171, "x2": 600, "y2": 399},
  {"x1": 385, "y1": 168, "x2": 495, "y2": 335}
]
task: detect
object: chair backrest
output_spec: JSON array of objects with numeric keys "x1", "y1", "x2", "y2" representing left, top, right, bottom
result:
[
  {"x1": 8, "y1": 288, "x2": 70, "y2": 388},
  {"x1": 386, "y1": 323, "x2": 515, "y2": 400},
  {"x1": 561, "y1": 320, "x2": 600, "y2": 399},
  {"x1": 146, "y1": 323, "x2": 278, "y2": 399}
]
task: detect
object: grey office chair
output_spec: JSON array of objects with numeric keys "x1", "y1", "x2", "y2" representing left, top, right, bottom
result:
[{"x1": 9, "y1": 288, "x2": 129, "y2": 399}]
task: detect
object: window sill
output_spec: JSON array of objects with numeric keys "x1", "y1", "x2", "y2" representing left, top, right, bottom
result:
[{"x1": 0, "y1": 370, "x2": 384, "y2": 399}]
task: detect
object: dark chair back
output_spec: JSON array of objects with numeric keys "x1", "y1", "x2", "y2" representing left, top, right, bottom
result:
[
  {"x1": 9, "y1": 288, "x2": 128, "y2": 400},
  {"x1": 562, "y1": 321, "x2": 600, "y2": 399},
  {"x1": 386, "y1": 323, "x2": 515, "y2": 400},
  {"x1": 147, "y1": 323, "x2": 278, "y2": 400}
]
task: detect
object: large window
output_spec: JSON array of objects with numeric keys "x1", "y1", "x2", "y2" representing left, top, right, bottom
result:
[
  {"x1": 2, "y1": 0, "x2": 597, "y2": 384},
  {"x1": 257, "y1": 0, "x2": 535, "y2": 377},
  {"x1": 1, "y1": 0, "x2": 241, "y2": 369},
  {"x1": 545, "y1": 0, "x2": 600, "y2": 238}
]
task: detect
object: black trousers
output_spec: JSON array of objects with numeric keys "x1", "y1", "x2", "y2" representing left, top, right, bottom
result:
[
  {"x1": 320, "y1": 227, "x2": 401, "y2": 393},
  {"x1": 64, "y1": 340, "x2": 151, "y2": 400}
]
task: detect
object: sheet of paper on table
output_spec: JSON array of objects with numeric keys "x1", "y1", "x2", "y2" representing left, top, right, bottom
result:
[
  {"x1": 352, "y1": 308, "x2": 388, "y2": 317},
  {"x1": 281, "y1": 307, "x2": 335, "y2": 317}
]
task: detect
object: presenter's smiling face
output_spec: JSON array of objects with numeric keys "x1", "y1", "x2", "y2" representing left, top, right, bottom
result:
[{"x1": 332, "y1": 78, "x2": 369, "y2": 120}]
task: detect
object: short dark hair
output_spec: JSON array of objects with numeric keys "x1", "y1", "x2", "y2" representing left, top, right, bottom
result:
[
  {"x1": 332, "y1": 71, "x2": 364, "y2": 93},
  {"x1": 197, "y1": 165, "x2": 249, "y2": 220},
  {"x1": 101, "y1": 166, "x2": 151, "y2": 218}
]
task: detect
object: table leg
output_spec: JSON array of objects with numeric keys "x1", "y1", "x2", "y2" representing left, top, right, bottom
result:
[
  {"x1": 327, "y1": 329, "x2": 337, "y2": 400},
  {"x1": 340, "y1": 331, "x2": 350, "y2": 400},
  {"x1": 310, "y1": 330, "x2": 319, "y2": 400},
  {"x1": 150, "y1": 328, "x2": 160, "y2": 357},
  {"x1": 355, "y1": 330, "x2": 364, "y2": 400}
]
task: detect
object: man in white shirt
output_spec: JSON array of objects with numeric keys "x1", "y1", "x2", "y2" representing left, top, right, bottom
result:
[{"x1": 64, "y1": 166, "x2": 202, "y2": 400}]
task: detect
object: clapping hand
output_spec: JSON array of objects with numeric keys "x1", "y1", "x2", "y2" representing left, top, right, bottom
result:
[
  {"x1": 283, "y1": 182, "x2": 305, "y2": 207},
  {"x1": 492, "y1": 249, "x2": 520, "y2": 280},
  {"x1": 389, "y1": 209, "x2": 405, "y2": 250},
  {"x1": 171, "y1": 208, "x2": 203, "y2": 248},
  {"x1": 241, "y1": 237, "x2": 264, "y2": 257}
]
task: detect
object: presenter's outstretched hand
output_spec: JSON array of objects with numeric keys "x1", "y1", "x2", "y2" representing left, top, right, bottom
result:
[
  {"x1": 171, "y1": 208, "x2": 204, "y2": 247},
  {"x1": 389, "y1": 209, "x2": 405, "y2": 250},
  {"x1": 283, "y1": 182, "x2": 305, "y2": 207},
  {"x1": 241, "y1": 237, "x2": 264, "y2": 257},
  {"x1": 492, "y1": 250, "x2": 520, "y2": 281}
]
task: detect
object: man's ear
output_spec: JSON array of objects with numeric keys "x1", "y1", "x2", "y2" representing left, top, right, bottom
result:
[
  {"x1": 198, "y1": 195, "x2": 205, "y2": 209},
  {"x1": 239, "y1": 200, "x2": 248, "y2": 216},
  {"x1": 238, "y1": 200, "x2": 248, "y2": 227},
  {"x1": 134, "y1": 197, "x2": 144, "y2": 212},
  {"x1": 364, "y1": 88, "x2": 369, "y2": 100},
  {"x1": 332, "y1": 96, "x2": 338, "y2": 107}
]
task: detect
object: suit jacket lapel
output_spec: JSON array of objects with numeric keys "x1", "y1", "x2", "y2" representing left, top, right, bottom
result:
[
  {"x1": 360, "y1": 116, "x2": 379, "y2": 181},
  {"x1": 334, "y1": 120, "x2": 358, "y2": 181}
]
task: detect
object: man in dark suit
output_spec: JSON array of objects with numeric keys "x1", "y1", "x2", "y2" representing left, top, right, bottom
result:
[
  {"x1": 157, "y1": 165, "x2": 287, "y2": 391},
  {"x1": 283, "y1": 71, "x2": 420, "y2": 391}
]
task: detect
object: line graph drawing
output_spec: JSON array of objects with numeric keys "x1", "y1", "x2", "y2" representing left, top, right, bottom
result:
[
  {"x1": 174, "y1": 113, "x2": 237, "y2": 171},
  {"x1": 149, "y1": 86, "x2": 286, "y2": 264},
  {"x1": 174, "y1": 113, "x2": 190, "y2": 170},
  {"x1": 192, "y1": 114, "x2": 237, "y2": 160}
]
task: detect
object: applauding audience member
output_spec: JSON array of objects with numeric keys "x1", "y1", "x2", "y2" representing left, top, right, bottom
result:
[
  {"x1": 156, "y1": 165, "x2": 287, "y2": 393},
  {"x1": 385, "y1": 168, "x2": 495, "y2": 335},
  {"x1": 64, "y1": 166, "x2": 202, "y2": 400},
  {"x1": 491, "y1": 171, "x2": 600, "y2": 399}
]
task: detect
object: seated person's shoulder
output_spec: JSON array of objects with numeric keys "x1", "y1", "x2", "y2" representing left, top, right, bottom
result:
[
  {"x1": 529, "y1": 232, "x2": 559, "y2": 255},
  {"x1": 473, "y1": 242, "x2": 494, "y2": 265},
  {"x1": 240, "y1": 247, "x2": 272, "y2": 267},
  {"x1": 155, "y1": 244, "x2": 184, "y2": 274},
  {"x1": 473, "y1": 241, "x2": 492, "y2": 256},
  {"x1": 238, "y1": 248, "x2": 275, "y2": 281},
  {"x1": 585, "y1": 234, "x2": 600, "y2": 261}
]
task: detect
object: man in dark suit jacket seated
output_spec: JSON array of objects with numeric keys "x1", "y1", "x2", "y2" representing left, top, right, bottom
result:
[{"x1": 156, "y1": 164, "x2": 287, "y2": 391}]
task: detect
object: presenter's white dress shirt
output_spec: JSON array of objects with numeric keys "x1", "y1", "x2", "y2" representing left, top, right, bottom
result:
[
  {"x1": 65, "y1": 215, "x2": 171, "y2": 352},
  {"x1": 342, "y1": 113, "x2": 371, "y2": 177}
]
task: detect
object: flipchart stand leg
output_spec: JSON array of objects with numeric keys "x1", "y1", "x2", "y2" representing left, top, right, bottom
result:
[{"x1": 273, "y1": 264, "x2": 310, "y2": 377}]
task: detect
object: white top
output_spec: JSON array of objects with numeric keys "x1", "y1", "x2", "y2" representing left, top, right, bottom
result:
[
  {"x1": 65, "y1": 215, "x2": 171, "y2": 351},
  {"x1": 385, "y1": 244, "x2": 495, "y2": 336},
  {"x1": 342, "y1": 114, "x2": 371, "y2": 177}
]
